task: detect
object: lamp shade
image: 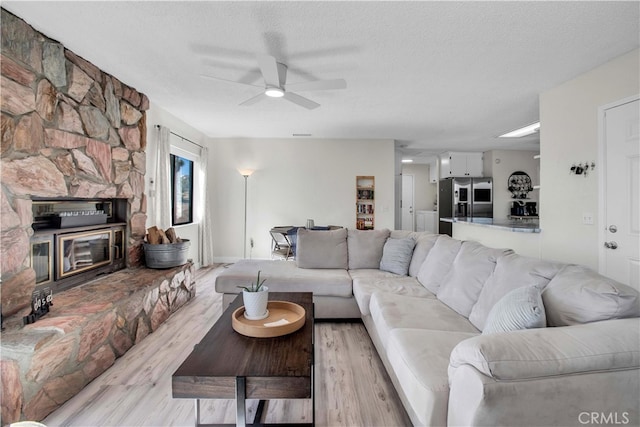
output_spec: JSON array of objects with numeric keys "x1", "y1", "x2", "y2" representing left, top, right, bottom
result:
[{"x1": 238, "y1": 169, "x2": 255, "y2": 177}]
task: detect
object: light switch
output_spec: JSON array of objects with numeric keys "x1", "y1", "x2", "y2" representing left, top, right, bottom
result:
[{"x1": 582, "y1": 213, "x2": 594, "y2": 225}]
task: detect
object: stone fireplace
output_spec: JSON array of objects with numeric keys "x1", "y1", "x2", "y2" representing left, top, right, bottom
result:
[
  {"x1": 1, "y1": 8, "x2": 148, "y2": 317},
  {"x1": 0, "y1": 9, "x2": 198, "y2": 424}
]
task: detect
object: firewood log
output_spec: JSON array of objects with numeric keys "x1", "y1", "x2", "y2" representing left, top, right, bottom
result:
[
  {"x1": 158, "y1": 229, "x2": 171, "y2": 244},
  {"x1": 165, "y1": 227, "x2": 178, "y2": 243},
  {"x1": 147, "y1": 226, "x2": 162, "y2": 244}
]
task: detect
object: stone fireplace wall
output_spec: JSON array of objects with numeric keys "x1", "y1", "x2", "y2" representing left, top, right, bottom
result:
[{"x1": 1, "y1": 9, "x2": 149, "y2": 316}]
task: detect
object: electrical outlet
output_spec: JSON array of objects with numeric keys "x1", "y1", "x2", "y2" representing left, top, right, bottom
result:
[
  {"x1": 250, "y1": 238, "x2": 254, "y2": 248},
  {"x1": 582, "y1": 213, "x2": 594, "y2": 225}
]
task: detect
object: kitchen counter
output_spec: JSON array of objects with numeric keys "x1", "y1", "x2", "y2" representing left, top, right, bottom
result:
[
  {"x1": 416, "y1": 210, "x2": 438, "y2": 233},
  {"x1": 440, "y1": 217, "x2": 541, "y2": 233}
]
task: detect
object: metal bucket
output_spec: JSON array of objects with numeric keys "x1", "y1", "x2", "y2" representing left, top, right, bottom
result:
[{"x1": 143, "y1": 239, "x2": 190, "y2": 269}]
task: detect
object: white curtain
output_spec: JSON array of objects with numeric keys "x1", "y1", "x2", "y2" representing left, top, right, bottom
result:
[
  {"x1": 154, "y1": 125, "x2": 172, "y2": 230},
  {"x1": 199, "y1": 146, "x2": 216, "y2": 266}
]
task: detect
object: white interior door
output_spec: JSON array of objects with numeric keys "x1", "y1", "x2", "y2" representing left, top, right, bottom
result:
[
  {"x1": 602, "y1": 98, "x2": 640, "y2": 290},
  {"x1": 401, "y1": 175, "x2": 415, "y2": 231}
]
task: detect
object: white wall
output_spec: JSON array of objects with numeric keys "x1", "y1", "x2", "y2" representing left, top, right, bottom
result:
[
  {"x1": 145, "y1": 104, "x2": 208, "y2": 268},
  {"x1": 484, "y1": 150, "x2": 540, "y2": 221},
  {"x1": 539, "y1": 48, "x2": 639, "y2": 269},
  {"x1": 210, "y1": 138, "x2": 395, "y2": 261}
]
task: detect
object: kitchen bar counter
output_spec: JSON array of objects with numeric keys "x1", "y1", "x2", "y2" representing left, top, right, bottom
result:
[{"x1": 440, "y1": 217, "x2": 541, "y2": 233}]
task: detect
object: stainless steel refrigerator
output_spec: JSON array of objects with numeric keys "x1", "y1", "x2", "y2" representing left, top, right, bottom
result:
[{"x1": 438, "y1": 177, "x2": 493, "y2": 236}]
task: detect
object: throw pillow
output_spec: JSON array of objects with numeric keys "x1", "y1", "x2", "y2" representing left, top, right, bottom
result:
[
  {"x1": 379, "y1": 237, "x2": 416, "y2": 276},
  {"x1": 468, "y1": 253, "x2": 564, "y2": 330},
  {"x1": 483, "y1": 285, "x2": 547, "y2": 335},
  {"x1": 542, "y1": 264, "x2": 640, "y2": 326},
  {"x1": 296, "y1": 228, "x2": 348, "y2": 269},
  {"x1": 347, "y1": 228, "x2": 390, "y2": 269}
]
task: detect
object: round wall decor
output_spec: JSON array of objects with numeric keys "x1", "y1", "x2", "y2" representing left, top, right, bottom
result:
[{"x1": 508, "y1": 171, "x2": 533, "y2": 199}]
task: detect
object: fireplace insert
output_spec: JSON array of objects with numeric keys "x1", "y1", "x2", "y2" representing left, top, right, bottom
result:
[{"x1": 30, "y1": 198, "x2": 128, "y2": 293}]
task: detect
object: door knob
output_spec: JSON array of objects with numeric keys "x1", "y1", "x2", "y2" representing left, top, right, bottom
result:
[
  {"x1": 608, "y1": 225, "x2": 617, "y2": 233},
  {"x1": 604, "y1": 241, "x2": 618, "y2": 250}
]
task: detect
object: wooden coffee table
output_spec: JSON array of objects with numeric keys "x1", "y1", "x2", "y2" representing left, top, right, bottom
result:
[{"x1": 172, "y1": 292, "x2": 314, "y2": 427}]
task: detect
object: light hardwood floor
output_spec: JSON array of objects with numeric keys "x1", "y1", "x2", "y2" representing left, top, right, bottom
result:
[{"x1": 44, "y1": 265, "x2": 411, "y2": 427}]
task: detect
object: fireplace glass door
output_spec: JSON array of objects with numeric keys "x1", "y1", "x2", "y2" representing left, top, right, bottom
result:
[
  {"x1": 57, "y1": 230, "x2": 112, "y2": 279},
  {"x1": 31, "y1": 236, "x2": 53, "y2": 285}
]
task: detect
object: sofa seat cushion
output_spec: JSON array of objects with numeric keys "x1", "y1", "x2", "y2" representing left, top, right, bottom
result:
[
  {"x1": 387, "y1": 329, "x2": 477, "y2": 427},
  {"x1": 370, "y1": 292, "x2": 478, "y2": 348},
  {"x1": 543, "y1": 264, "x2": 640, "y2": 326},
  {"x1": 215, "y1": 260, "x2": 352, "y2": 297},
  {"x1": 469, "y1": 253, "x2": 564, "y2": 330},
  {"x1": 351, "y1": 270, "x2": 435, "y2": 316}
]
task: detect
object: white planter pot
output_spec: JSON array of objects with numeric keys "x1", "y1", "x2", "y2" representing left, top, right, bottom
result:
[{"x1": 242, "y1": 286, "x2": 269, "y2": 320}]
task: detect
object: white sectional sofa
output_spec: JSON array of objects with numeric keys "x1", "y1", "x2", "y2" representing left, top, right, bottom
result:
[{"x1": 215, "y1": 228, "x2": 640, "y2": 426}]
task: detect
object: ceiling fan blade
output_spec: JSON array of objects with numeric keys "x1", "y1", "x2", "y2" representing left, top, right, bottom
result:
[
  {"x1": 256, "y1": 54, "x2": 281, "y2": 88},
  {"x1": 200, "y1": 74, "x2": 262, "y2": 88},
  {"x1": 239, "y1": 93, "x2": 267, "y2": 106},
  {"x1": 283, "y1": 92, "x2": 320, "y2": 110},
  {"x1": 285, "y1": 79, "x2": 347, "y2": 92}
]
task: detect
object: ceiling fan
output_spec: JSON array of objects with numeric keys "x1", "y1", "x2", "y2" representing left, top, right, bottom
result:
[{"x1": 201, "y1": 54, "x2": 346, "y2": 110}]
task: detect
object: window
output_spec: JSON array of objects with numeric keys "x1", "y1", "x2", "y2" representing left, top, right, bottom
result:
[{"x1": 171, "y1": 154, "x2": 194, "y2": 225}]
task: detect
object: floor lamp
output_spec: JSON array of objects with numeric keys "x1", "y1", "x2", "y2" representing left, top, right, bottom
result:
[{"x1": 239, "y1": 169, "x2": 254, "y2": 258}]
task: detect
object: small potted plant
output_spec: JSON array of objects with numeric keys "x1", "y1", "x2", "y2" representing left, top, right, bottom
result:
[{"x1": 238, "y1": 270, "x2": 269, "y2": 320}]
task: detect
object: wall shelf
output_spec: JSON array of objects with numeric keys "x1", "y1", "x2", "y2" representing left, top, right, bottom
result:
[{"x1": 356, "y1": 176, "x2": 375, "y2": 230}]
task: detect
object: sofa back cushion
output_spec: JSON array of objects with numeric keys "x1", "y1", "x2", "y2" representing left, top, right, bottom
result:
[
  {"x1": 389, "y1": 230, "x2": 416, "y2": 239},
  {"x1": 379, "y1": 237, "x2": 416, "y2": 276},
  {"x1": 469, "y1": 253, "x2": 564, "y2": 330},
  {"x1": 436, "y1": 241, "x2": 512, "y2": 317},
  {"x1": 543, "y1": 265, "x2": 640, "y2": 326},
  {"x1": 417, "y1": 235, "x2": 462, "y2": 294},
  {"x1": 347, "y1": 228, "x2": 390, "y2": 269},
  {"x1": 408, "y1": 233, "x2": 440, "y2": 277},
  {"x1": 296, "y1": 228, "x2": 348, "y2": 269}
]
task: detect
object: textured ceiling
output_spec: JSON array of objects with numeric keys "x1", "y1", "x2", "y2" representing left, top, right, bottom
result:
[{"x1": 3, "y1": 1, "x2": 639, "y2": 156}]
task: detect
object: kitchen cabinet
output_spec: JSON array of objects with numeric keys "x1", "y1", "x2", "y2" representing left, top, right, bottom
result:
[
  {"x1": 428, "y1": 159, "x2": 438, "y2": 183},
  {"x1": 416, "y1": 210, "x2": 438, "y2": 234},
  {"x1": 439, "y1": 152, "x2": 484, "y2": 178}
]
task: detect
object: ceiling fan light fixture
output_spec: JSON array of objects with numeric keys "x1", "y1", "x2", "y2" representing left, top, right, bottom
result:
[
  {"x1": 265, "y1": 86, "x2": 284, "y2": 98},
  {"x1": 204, "y1": 54, "x2": 345, "y2": 109}
]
